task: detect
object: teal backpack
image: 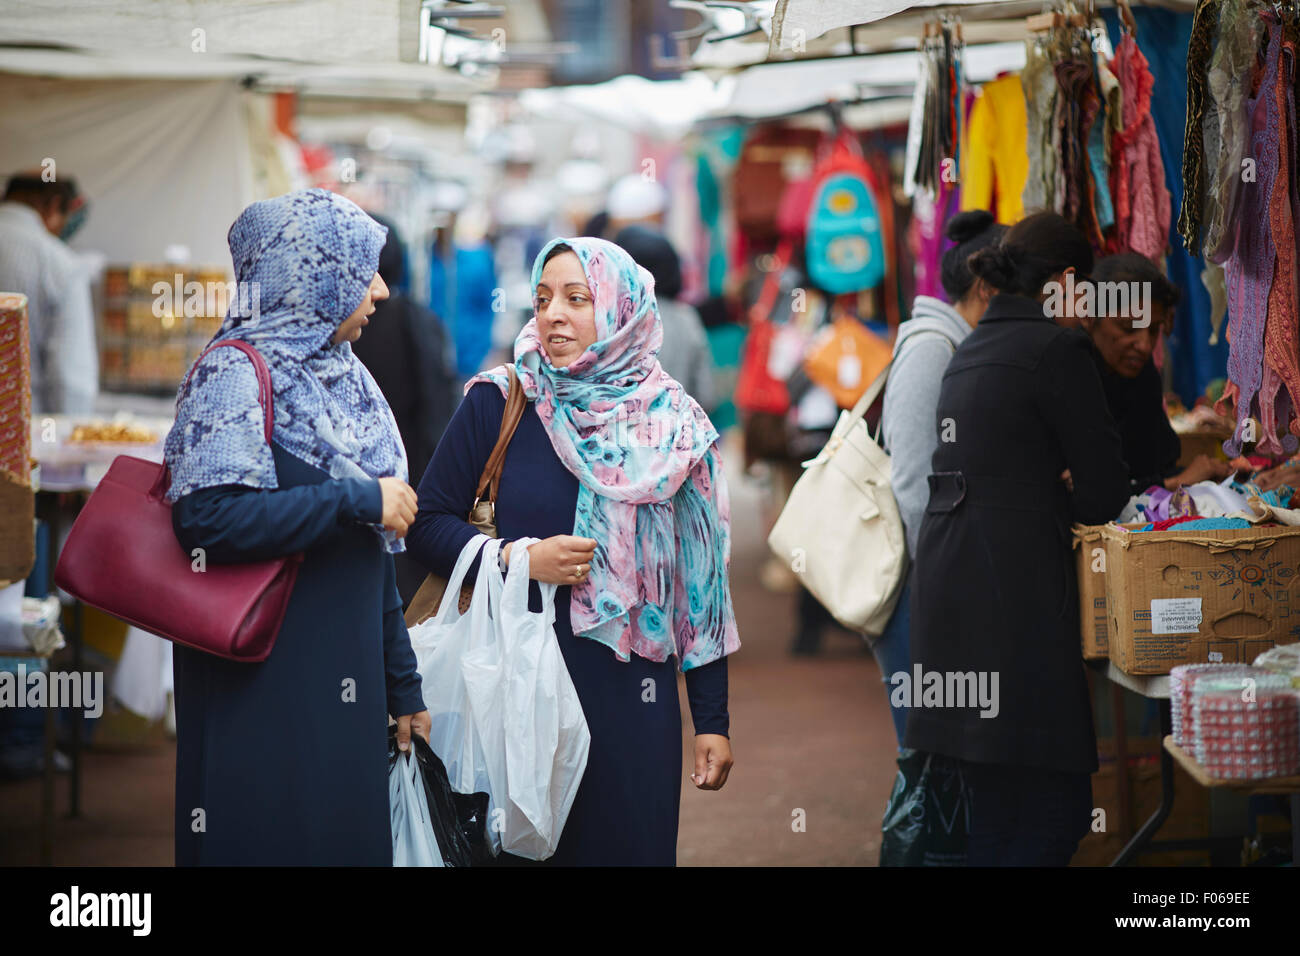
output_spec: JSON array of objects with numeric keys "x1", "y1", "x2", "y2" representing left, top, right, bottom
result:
[{"x1": 805, "y1": 135, "x2": 886, "y2": 294}]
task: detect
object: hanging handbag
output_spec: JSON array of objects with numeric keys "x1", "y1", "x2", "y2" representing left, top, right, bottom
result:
[
  {"x1": 802, "y1": 313, "x2": 893, "y2": 410},
  {"x1": 52, "y1": 339, "x2": 302, "y2": 663},
  {"x1": 404, "y1": 367, "x2": 526, "y2": 627},
  {"x1": 767, "y1": 361, "x2": 906, "y2": 637}
]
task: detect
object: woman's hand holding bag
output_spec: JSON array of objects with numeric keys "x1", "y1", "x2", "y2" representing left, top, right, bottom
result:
[
  {"x1": 408, "y1": 533, "x2": 590, "y2": 860},
  {"x1": 502, "y1": 534, "x2": 596, "y2": 585}
]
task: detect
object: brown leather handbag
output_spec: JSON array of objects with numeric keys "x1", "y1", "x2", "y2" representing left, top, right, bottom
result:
[{"x1": 404, "y1": 368, "x2": 526, "y2": 627}]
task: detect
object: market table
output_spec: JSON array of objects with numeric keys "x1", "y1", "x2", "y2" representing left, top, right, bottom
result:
[
  {"x1": 1102, "y1": 662, "x2": 1174, "y2": 866},
  {"x1": 1102, "y1": 661, "x2": 1297, "y2": 865},
  {"x1": 30, "y1": 408, "x2": 171, "y2": 820},
  {"x1": 1163, "y1": 736, "x2": 1300, "y2": 863}
]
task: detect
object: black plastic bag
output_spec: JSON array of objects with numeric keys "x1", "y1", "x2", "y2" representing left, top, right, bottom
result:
[
  {"x1": 387, "y1": 727, "x2": 491, "y2": 867},
  {"x1": 879, "y1": 748, "x2": 970, "y2": 866}
]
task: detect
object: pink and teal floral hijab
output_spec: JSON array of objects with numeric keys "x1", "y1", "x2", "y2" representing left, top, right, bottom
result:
[{"x1": 469, "y1": 236, "x2": 740, "y2": 670}]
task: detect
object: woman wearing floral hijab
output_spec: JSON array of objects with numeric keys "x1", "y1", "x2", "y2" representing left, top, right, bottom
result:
[
  {"x1": 409, "y1": 237, "x2": 740, "y2": 865},
  {"x1": 164, "y1": 189, "x2": 429, "y2": 865}
]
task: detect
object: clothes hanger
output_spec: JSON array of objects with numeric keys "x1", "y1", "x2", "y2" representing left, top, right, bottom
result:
[{"x1": 1116, "y1": 0, "x2": 1139, "y2": 37}]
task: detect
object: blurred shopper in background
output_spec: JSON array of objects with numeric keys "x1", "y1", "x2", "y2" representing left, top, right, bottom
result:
[
  {"x1": 0, "y1": 173, "x2": 97, "y2": 414},
  {"x1": 614, "y1": 224, "x2": 715, "y2": 412},
  {"x1": 353, "y1": 215, "x2": 459, "y2": 604},
  {"x1": 906, "y1": 211, "x2": 1130, "y2": 866},
  {"x1": 696, "y1": 295, "x2": 745, "y2": 432},
  {"x1": 605, "y1": 173, "x2": 668, "y2": 235},
  {"x1": 430, "y1": 209, "x2": 499, "y2": 379},
  {"x1": 355, "y1": 214, "x2": 457, "y2": 481},
  {"x1": 877, "y1": 209, "x2": 1004, "y2": 748}
]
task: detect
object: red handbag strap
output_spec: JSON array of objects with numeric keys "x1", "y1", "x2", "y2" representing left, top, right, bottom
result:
[{"x1": 181, "y1": 339, "x2": 275, "y2": 445}]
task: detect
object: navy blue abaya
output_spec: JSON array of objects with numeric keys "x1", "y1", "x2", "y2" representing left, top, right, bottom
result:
[
  {"x1": 171, "y1": 443, "x2": 426, "y2": 866},
  {"x1": 407, "y1": 383, "x2": 730, "y2": 866}
]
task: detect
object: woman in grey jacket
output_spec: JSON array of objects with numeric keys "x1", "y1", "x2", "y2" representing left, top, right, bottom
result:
[{"x1": 875, "y1": 210, "x2": 1005, "y2": 747}]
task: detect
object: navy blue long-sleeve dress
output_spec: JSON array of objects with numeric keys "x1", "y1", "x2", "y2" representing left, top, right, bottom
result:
[
  {"x1": 406, "y1": 382, "x2": 730, "y2": 866},
  {"x1": 170, "y1": 443, "x2": 426, "y2": 866}
]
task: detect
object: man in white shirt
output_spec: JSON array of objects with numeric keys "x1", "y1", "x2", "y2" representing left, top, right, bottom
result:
[{"x1": 0, "y1": 175, "x2": 97, "y2": 415}]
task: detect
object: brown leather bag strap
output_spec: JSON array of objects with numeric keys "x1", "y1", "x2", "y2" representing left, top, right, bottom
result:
[{"x1": 474, "y1": 366, "x2": 526, "y2": 503}]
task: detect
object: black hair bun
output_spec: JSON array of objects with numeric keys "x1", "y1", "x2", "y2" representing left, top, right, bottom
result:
[
  {"x1": 966, "y1": 243, "x2": 1016, "y2": 291},
  {"x1": 945, "y1": 209, "x2": 997, "y2": 244}
]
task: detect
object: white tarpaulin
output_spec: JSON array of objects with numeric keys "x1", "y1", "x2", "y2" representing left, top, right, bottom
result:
[
  {"x1": 771, "y1": 0, "x2": 1009, "y2": 47},
  {"x1": 0, "y1": 74, "x2": 258, "y2": 266},
  {"x1": 770, "y1": 0, "x2": 1200, "y2": 50},
  {"x1": 718, "y1": 41, "x2": 1026, "y2": 119},
  {"x1": 0, "y1": 0, "x2": 420, "y2": 64}
]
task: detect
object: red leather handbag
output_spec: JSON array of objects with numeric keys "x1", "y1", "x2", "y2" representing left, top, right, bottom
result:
[
  {"x1": 54, "y1": 340, "x2": 302, "y2": 662},
  {"x1": 734, "y1": 240, "x2": 794, "y2": 416}
]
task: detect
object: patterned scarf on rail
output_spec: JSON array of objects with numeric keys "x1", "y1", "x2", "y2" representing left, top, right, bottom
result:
[{"x1": 469, "y1": 236, "x2": 739, "y2": 670}]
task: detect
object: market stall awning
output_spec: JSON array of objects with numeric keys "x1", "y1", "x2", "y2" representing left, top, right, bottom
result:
[
  {"x1": 0, "y1": 0, "x2": 421, "y2": 64},
  {"x1": 0, "y1": 46, "x2": 490, "y2": 101},
  {"x1": 768, "y1": 0, "x2": 1198, "y2": 52},
  {"x1": 714, "y1": 40, "x2": 1026, "y2": 120}
]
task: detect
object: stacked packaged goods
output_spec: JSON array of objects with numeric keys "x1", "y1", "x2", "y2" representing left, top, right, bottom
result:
[
  {"x1": 1191, "y1": 674, "x2": 1300, "y2": 779},
  {"x1": 1170, "y1": 663, "x2": 1259, "y2": 748}
]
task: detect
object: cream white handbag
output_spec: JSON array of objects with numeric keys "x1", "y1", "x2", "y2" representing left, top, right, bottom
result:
[{"x1": 767, "y1": 362, "x2": 907, "y2": 637}]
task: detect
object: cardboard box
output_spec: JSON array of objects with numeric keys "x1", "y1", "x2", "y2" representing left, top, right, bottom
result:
[
  {"x1": 1102, "y1": 522, "x2": 1300, "y2": 675},
  {"x1": 1074, "y1": 524, "x2": 1109, "y2": 659}
]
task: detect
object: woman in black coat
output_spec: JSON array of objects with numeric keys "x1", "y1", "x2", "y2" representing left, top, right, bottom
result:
[{"x1": 904, "y1": 212, "x2": 1131, "y2": 866}]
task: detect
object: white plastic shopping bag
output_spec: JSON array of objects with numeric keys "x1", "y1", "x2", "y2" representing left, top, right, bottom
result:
[
  {"x1": 389, "y1": 749, "x2": 445, "y2": 867},
  {"x1": 408, "y1": 534, "x2": 590, "y2": 860}
]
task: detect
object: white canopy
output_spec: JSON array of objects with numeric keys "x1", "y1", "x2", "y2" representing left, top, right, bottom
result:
[
  {"x1": 769, "y1": 0, "x2": 1199, "y2": 50},
  {"x1": 0, "y1": 0, "x2": 421, "y2": 64},
  {"x1": 0, "y1": 73, "x2": 265, "y2": 267}
]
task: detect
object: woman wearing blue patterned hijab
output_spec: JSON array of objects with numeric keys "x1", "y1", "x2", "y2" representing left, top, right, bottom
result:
[
  {"x1": 166, "y1": 188, "x2": 411, "y2": 552},
  {"x1": 163, "y1": 188, "x2": 427, "y2": 866}
]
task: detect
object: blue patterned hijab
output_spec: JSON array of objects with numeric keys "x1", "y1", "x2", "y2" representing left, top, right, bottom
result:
[{"x1": 164, "y1": 189, "x2": 407, "y2": 552}]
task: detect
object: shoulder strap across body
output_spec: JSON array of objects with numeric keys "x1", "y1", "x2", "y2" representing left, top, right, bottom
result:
[{"x1": 473, "y1": 366, "x2": 526, "y2": 514}]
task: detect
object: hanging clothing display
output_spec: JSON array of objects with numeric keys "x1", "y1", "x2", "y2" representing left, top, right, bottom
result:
[
  {"x1": 908, "y1": 180, "x2": 962, "y2": 301},
  {"x1": 1109, "y1": 33, "x2": 1174, "y2": 258},
  {"x1": 1021, "y1": 36, "x2": 1059, "y2": 215},
  {"x1": 906, "y1": 20, "x2": 969, "y2": 301},
  {"x1": 1178, "y1": 0, "x2": 1223, "y2": 254},
  {"x1": 960, "y1": 72, "x2": 1029, "y2": 224},
  {"x1": 1202, "y1": 0, "x2": 1260, "y2": 263},
  {"x1": 1021, "y1": 22, "x2": 1112, "y2": 245},
  {"x1": 904, "y1": 20, "x2": 965, "y2": 202},
  {"x1": 1187, "y1": 5, "x2": 1300, "y2": 456},
  {"x1": 1017, "y1": 17, "x2": 1171, "y2": 257},
  {"x1": 1107, "y1": 5, "x2": 1224, "y2": 408}
]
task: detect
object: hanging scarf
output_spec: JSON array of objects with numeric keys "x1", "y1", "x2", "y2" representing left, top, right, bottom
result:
[
  {"x1": 469, "y1": 237, "x2": 740, "y2": 671},
  {"x1": 164, "y1": 188, "x2": 408, "y2": 552}
]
